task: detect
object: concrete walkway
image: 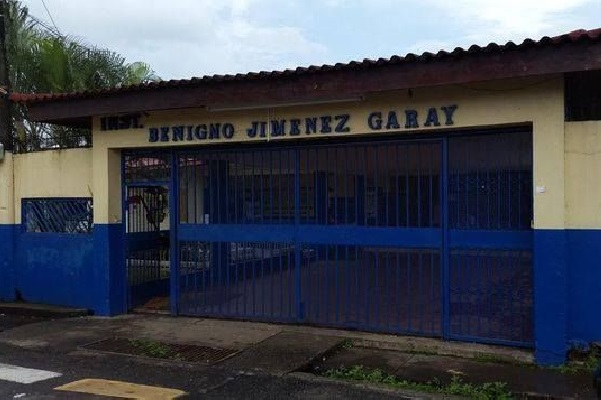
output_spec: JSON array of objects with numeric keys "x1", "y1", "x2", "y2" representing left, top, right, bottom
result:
[{"x1": 0, "y1": 314, "x2": 595, "y2": 399}]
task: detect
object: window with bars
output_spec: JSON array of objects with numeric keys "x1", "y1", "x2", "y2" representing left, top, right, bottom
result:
[
  {"x1": 565, "y1": 70, "x2": 601, "y2": 121},
  {"x1": 22, "y1": 198, "x2": 94, "y2": 234}
]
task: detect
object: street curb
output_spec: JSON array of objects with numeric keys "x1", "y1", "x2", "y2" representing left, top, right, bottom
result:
[
  {"x1": 0, "y1": 302, "x2": 90, "y2": 318},
  {"x1": 287, "y1": 371, "x2": 466, "y2": 400}
]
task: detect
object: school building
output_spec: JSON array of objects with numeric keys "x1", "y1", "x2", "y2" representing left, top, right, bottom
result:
[{"x1": 1, "y1": 28, "x2": 601, "y2": 365}]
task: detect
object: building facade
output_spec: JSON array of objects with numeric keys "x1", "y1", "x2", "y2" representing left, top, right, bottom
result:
[{"x1": 1, "y1": 29, "x2": 601, "y2": 365}]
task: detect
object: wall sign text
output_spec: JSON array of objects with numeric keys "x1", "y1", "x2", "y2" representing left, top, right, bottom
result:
[{"x1": 147, "y1": 105, "x2": 458, "y2": 143}]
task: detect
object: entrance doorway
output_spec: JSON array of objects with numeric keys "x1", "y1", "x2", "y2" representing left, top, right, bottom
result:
[{"x1": 123, "y1": 153, "x2": 172, "y2": 312}]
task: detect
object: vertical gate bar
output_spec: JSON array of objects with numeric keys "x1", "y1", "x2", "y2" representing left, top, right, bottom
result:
[
  {"x1": 418, "y1": 250, "x2": 424, "y2": 333},
  {"x1": 192, "y1": 157, "x2": 197, "y2": 312},
  {"x1": 442, "y1": 137, "x2": 450, "y2": 339},
  {"x1": 121, "y1": 154, "x2": 128, "y2": 311},
  {"x1": 353, "y1": 147, "x2": 358, "y2": 225},
  {"x1": 374, "y1": 249, "x2": 380, "y2": 329},
  {"x1": 334, "y1": 147, "x2": 339, "y2": 226},
  {"x1": 261, "y1": 161, "x2": 267, "y2": 315},
  {"x1": 486, "y1": 161, "x2": 490, "y2": 229},
  {"x1": 228, "y1": 159, "x2": 234, "y2": 316},
  {"x1": 203, "y1": 160, "x2": 209, "y2": 311},
  {"x1": 344, "y1": 245, "x2": 350, "y2": 324},
  {"x1": 395, "y1": 251, "x2": 400, "y2": 331},
  {"x1": 497, "y1": 151, "x2": 502, "y2": 230},
  {"x1": 417, "y1": 144, "x2": 422, "y2": 228},
  {"x1": 363, "y1": 146, "x2": 367, "y2": 226},
  {"x1": 477, "y1": 251, "x2": 483, "y2": 337},
  {"x1": 260, "y1": 150, "x2": 265, "y2": 223},
  {"x1": 170, "y1": 150, "x2": 179, "y2": 315},
  {"x1": 324, "y1": 244, "x2": 329, "y2": 324},
  {"x1": 233, "y1": 152, "x2": 239, "y2": 316},
  {"x1": 295, "y1": 149, "x2": 302, "y2": 321},
  {"x1": 405, "y1": 145, "x2": 410, "y2": 227},
  {"x1": 385, "y1": 147, "x2": 390, "y2": 226},
  {"x1": 406, "y1": 251, "x2": 411, "y2": 331},
  {"x1": 270, "y1": 242, "x2": 275, "y2": 318},
  {"x1": 279, "y1": 150, "x2": 283, "y2": 223},
  {"x1": 373, "y1": 145, "x2": 378, "y2": 226},
  {"x1": 343, "y1": 146, "x2": 348, "y2": 225},
  {"x1": 487, "y1": 249, "x2": 493, "y2": 339},
  {"x1": 270, "y1": 150, "x2": 274, "y2": 223},
  {"x1": 508, "y1": 158, "x2": 512, "y2": 228},
  {"x1": 335, "y1": 244, "x2": 340, "y2": 324},
  {"x1": 363, "y1": 247, "x2": 369, "y2": 327},
  {"x1": 251, "y1": 151, "x2": 256, "y2": 224},
  {"x1": 349, "y1": 245, "x2": 361, "y2": 328},
  {"x1": 395, "y1": 144, "x2": 400, "y2": 227},
  {"x1": 385, "y1": 250, "x2": 390, "y2": 329},
  {"x1": 431, "y1": 248, "x2": 435, "y2": 334}
]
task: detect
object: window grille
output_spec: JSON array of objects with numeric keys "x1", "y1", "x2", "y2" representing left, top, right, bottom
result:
[{"x1": 23, "y1": 198, "x2": 94, "y2": 234}]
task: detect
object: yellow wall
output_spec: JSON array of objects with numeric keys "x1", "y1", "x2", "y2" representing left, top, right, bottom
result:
[
  {"x1": 565, "y1": 121, "x2": 601, "y2": 228},
  {"x1": 12, "y1": 148, "x2": 93, "y2": 224},
  {"x1": 0, "y1": 152, "x2": 14, "y2": 225},
  {"x1": 93, "y1": 76, "x2": 565, "y2": 228}
]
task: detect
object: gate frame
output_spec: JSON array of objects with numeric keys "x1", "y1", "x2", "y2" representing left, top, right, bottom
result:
[{"x1": 121, "y1": 126, "x2": 534, "y2": 347}]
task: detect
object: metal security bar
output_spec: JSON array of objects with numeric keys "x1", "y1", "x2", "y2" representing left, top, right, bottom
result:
[
  {"x1": 447, "y1": 132, "x2": 533, "y2": 346},
  {"x1": 179, "y1": 241, "x2": 297, "y2": 320},
  {"x1": 176, "y1": 140, "x2": 443, "y2": 332},
  {"x1": 449, "y1": 250, "x2": 533, "y2": 345},
  {"x1": 22, "y1": 198, "x2": 93, "y2": 234},
  {"x1": 124, "y1": 153, "x2": 172, "y2": 184},
  {"x1": 300, "y1": 245, "x2": 441, "y2": 336},
  {"x1": 124, "y1": 183, "x2": 171, "y2": 311}
]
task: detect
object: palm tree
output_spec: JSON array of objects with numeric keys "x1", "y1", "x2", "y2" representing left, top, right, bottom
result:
[{"x1": 6, "y1": 0, "x2": 161, "y2": 151}]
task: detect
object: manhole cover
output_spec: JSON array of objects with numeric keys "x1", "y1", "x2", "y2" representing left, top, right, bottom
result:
[{"x1": 82, "y1": 337, "x2": 239, "y2": 364}]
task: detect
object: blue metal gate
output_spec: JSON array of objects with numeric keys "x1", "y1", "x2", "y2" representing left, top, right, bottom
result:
[{"x1": 129, "y1": 129, "x2": 533, "y2": 346}]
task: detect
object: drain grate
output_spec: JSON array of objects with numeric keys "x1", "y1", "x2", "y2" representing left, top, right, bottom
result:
[{"x1": 82, "y1": 337, "x2": 239, "y2": 364}]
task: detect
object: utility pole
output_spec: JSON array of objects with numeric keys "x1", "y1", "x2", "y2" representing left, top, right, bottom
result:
[{"x1": 0, "y1": 0, "x2": 12, "y2": 152}]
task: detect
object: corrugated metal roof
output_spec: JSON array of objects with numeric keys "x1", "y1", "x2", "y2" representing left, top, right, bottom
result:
[{"x1": 9, "y1": 27, "x2": 601, "y2": 104}]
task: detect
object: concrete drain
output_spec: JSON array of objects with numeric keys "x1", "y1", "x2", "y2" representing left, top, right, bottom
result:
[{"x1": 81, "y1": 337, "x2": 239, "y2": 364}]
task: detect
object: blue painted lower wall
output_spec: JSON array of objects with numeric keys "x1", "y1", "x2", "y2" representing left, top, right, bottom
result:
[
  {"x1": 0, "y1": 223, "x2": 124, "y2": 316},
  {"x1": 566, "y1": 230, "x2": 601, "y2": 348},
  {"x1": 533, "y1": 230, "x2": 568, "y2": 365},
  {"x1": 15, "y1": 231, "x2": 99, "y2": 311},
  {"x1": 0, "y1": 225, "x2": 16, "y2": 301},
  {"x1": 1, "y1": 222, "x2": 601, "y2": 363},
  {"x1": 94, "y1": 223, "x2": 126, "y2": 316}
]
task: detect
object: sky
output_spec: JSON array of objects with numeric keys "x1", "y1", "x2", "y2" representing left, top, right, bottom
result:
[{"x1": 22, "y1": 0, "x2": 601, "y2": 80}]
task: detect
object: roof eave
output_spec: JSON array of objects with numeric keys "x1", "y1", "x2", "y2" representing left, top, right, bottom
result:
[{"x1": 19, "y1": 39, "x2": 601, "y2": 127}]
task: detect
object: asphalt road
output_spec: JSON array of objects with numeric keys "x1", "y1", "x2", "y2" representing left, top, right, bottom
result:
[{"x1": 0, "y1": 328, "x2": 411, "y2": 399}]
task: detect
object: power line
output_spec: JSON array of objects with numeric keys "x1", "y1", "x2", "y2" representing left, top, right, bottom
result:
[
  {"x1": 28, "y1": 14, "x2": 61, "y2": 37},
  {"x1": 40, "y1": 0, "x2": 60, "y2": 35}
]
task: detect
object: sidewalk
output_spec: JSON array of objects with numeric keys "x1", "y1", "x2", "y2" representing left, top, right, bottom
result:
[{"x1": 0, "y1": 313, "x2": 596, "y2": 399}]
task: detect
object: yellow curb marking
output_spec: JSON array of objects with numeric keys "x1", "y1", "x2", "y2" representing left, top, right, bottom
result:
[{"x1": 55, "y1": 378, "x2": 187, "y2": 399}]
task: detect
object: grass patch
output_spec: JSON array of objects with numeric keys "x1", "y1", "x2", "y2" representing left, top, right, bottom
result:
[
  {"x1": 128, "y1": 338, "x2": 182, "y2": 360},
  {"x1": 324, "y1": 365, "x2": 512, "y2": 399},
  {"x1": 548, "y1": 347, "x2": 600, "y2": 374}
]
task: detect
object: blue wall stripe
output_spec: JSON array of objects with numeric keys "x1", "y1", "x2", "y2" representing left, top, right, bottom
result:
[
  {"x1": 449, "y1": 230, "x2": 533, "y2": 250},
  {"x1": 178, "y1": 223, "x2": 442, "y2": 248}
]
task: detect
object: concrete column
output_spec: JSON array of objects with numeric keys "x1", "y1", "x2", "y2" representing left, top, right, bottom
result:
[
  {"x1": 92, "y1": 147, "x2": 125, "y2": 315},
  {"x1": 0, "y1": 152, "x2": 15, "y2": 301}
]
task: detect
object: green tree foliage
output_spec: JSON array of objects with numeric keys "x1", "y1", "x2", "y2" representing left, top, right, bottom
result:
[{"x1": 5, "y1": 0, "x2": 160, "y2": 151}]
